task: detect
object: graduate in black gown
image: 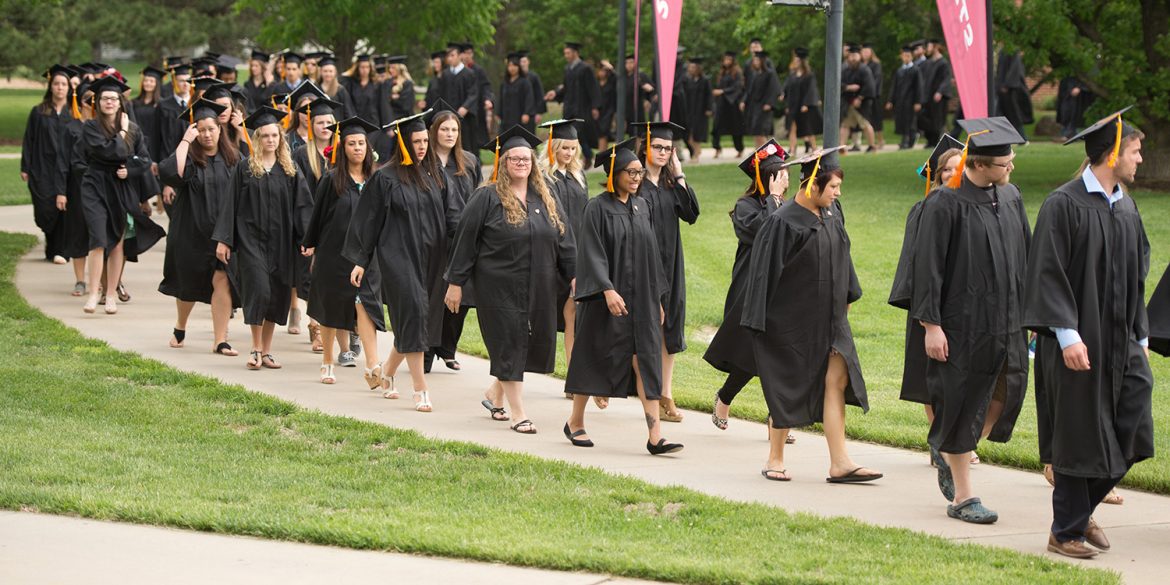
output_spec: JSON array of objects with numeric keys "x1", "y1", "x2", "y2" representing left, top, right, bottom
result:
[
  {"x1": 158, "y1": 99, "x2": 242, "y2": 356},
  {"x1": 537, "y1": 119, "x2": 588, "y2": 365},
  {"x1": 213, "y1": 107, "x2": 313, "y2": 371},
  {"x1": 424, "y1": 100, "x2": 483, "y2": 373},
  {"x1": 280, "y1": 83, "x2": 328, "y2": 336},
  {"x1": 545, "y1": 41, "x2": 601, "y2": 161},
  {"x1": 995, "y1": 50, "x2": 1033, "y2": 139},
  {"x1": 742, "y1": 51, "x2": 781, "y2": 147},
  {"x1": 158, "y1": 64, "x2": 195, "y2": 212},
  {"x1": 630, "y1": 121, "x2": 700, "y2": 423},
  {"x1": 302, "y1": 117, "x2": 387, "y2": 387},
  {"x1": 888, "y1": 136, "x2": 962, "y2": 427},
  {"x1": 78, "y1": 76, "x2": 165, "y2": 315},
  {"x1": 741, "y1": 146, "x2": 880, "y2": 484},
  {"x1": 60, "y1": 81, "x2": 95, "y2": 296},
  {"x1": 446, "y1": 126, "x2": 575, "y2": 434},
  {"x1": 563, "y1": 139, "x2": 683, "y2": 456},
  {"x1": 711, "y1": 52, "x2": 745, "y2": 158},
  {"x1": 520, "y1": 52, "x2": 546, "y2": 125},
  {"x1": 379, "y1": 56, "x2": 415, "y2": 124},
  {"x1": 130, "y1": 66, "x2": 165, "y2": 163},
  {"x1": 344, "y1": 111, "x2": 460, "y2": 412},
  {"x1": 886, "y1": 45, "x2": 924, "y2": 149},
  {"x1": 682, "y1": 58, "x2": 712, "y2": 160},
  {"x1": 704, "y1": 140, "x2": 788, "y2": 431},
  {"x1": 781, "y1": 48, "x2": 822, "y2": 155},
  {"x1": 620, "y1": 55, "x2": 655, "y2": 129},
  {"x1": 1024, "y1": 109, "x2": 1153, "y2": 558},
  {"x1": 22, "y1": 65, "x2": 73, "y2": 263},
  {"x1": 911, "y1": 118, "x2": 1030, "y2": 523},
  {"x1": 438, "y1": 43, "x2": 479, "y2": 153},
  {"x1": 243, "y1": 50, "x2": 273, "y2": 113},
  {"x1": 498, "y1": 53, "x2": 535, "y2": 133},
  {"x1": 316, "y1": 55, "x2": 355, "y2": 120}
]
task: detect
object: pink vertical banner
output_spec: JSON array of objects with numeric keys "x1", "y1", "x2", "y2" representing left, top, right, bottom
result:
[
  {"x1": 936, "y1": 0, "x2": 988, "y2": 118},
  {"x1": 655, "y1": 0, "x2": 684, "y2": 122}
]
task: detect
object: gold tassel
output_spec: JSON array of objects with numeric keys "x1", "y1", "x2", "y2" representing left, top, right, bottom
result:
[
  {"x1": 71, "y1": 92, "x2": 81, "y2": 120},
  {"x1": 306, "y1": 103, "x2": 313, "y2": 142},
  {"x1": 547, "y1": 135, "x2": 555, "y2": 168},
  {"x1": 754, "y1": 154, "x2": 764, "y2": 195},
  {"x1": 398, "y1": 128, "x2": 414, "y2": 166},
  {"x1": 605, "y1": 144, "x2": 616, "y2": 192},
  {"x1": 1107, "y1": 116, "x2": 1122, "y2": 168},
  {"x1": 329, "y1": 128, "x2": 340, "y2": 164},
  {"x1": 489, "y1": 137, "x2": 500, "y2": 181},
  {"x1": 242, "y1": 121, "x2": 253, "y2": 156},
  {"x1": 645, "y1": 124, "x2": 651, "y2": 161},
  {"x1": 189, "y1": 107, "x2": 194, "y2": 125},
  {"x1": 171, "y1": 71, "x2": 179, "y2": 96},
  {"x1": 803, "y1": 155, "x2": 821, "y2": 199},
  {"x1": 924, "y1": 165, "x2": 932, "y2": 197},
  {"x1": 270, "y1": 95, "x2": 277, "y2": 109}
]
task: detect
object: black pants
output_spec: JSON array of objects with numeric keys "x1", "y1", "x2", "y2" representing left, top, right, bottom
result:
[
  {"x1": 899, "y1": 129, "x2": 918, "y2": 149},
  {"x1": 431, "y1": 305, "x2": 469, "y2": 361},
  {"x1": 43, "y1": 218, "x2": 67, "y2": 259},
  {"x1": 1051, "y1": 470, "x2": 1126, "y2": 542},
  {"x1": 717, "y1": 368, "x2": 753, "y2": 405},
  {"x1": 712, "y1": 130, "x2": 743, "y2": 153}
]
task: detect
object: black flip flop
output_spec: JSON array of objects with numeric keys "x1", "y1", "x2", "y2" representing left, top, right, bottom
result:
[
  {"x1": 826, "y1": 467, "x2": 883, "y2": 484},
  {"x1": 510, "y1": 419, "x2": 537, "y2": 434},
  {"x1": 761, "y1": 469, "x2": 791, "y2": 482},
  {"x1": 481, "y1": 399, "x2": 509, "y2": 421}
]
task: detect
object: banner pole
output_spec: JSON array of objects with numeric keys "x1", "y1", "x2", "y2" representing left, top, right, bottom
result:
[
  {"x1": 617, "y1": 0, "x2": 629, "y2": 137},
  {"x1": 823, "y1": 0, "x2": 844, "y2": 165},
  {"x1": 986, "y1": 0, "x2": 995, "y2": 116}
]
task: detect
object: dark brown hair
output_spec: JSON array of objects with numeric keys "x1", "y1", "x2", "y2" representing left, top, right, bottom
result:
[
  {"x1": 428, "y1": 110, "x2": 467, "y2": 177},
  {"x1": 190, "y1": 118, "x2": 241, "y2": 168},
  {"x1": 332, "y1": 132, "x2": 374, "y2": 196},
  {"x1": 391, "y1": 128, "x2": 445, "y2": 190},
  {"x1": 38, "y1": 71, "x2": 71, "y2": 115}
]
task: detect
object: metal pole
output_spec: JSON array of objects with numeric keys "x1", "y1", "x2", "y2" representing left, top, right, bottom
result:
[
  {"x1": 986, "y1": 0, "x2": 995, "y2": 117},
  {"x1": 822, "y1": 0, "x2": 844, "y2": 165},
  {"x1": 616, "y1": 0, "x2": 628, "y2": 135}
]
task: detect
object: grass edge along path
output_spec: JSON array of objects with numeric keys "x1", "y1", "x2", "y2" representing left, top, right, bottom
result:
[{"x1": 0, "y1": 232, "x2": 1112, "y2": 584}]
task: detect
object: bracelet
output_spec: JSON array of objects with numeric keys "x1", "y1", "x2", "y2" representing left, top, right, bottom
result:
[
  {"x1": 675, "y1": 175, "x2": 686, "y2": 181},
  {"x1": 181, "y1": 139, "x2": 192, "y2": 145}
]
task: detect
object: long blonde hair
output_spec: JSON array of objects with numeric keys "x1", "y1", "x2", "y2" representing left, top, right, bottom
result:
[
  {"x1": 248, "y1": 125, "x2": 298, "y2": 178},
  {"x1": 496, "y1": 149, "x2": 565, "y2": 235},
  {"x1": 391, "y1": 63, "x2": 413, "y2": 94},
  {"x1": 537, "y1": 138, "x2": 585, "y2": 188}
]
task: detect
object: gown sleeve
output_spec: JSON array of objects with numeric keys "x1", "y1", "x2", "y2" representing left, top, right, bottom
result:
[
  {"x1": 888, "y1": 201, "x2": 923, "y2": 310},
  {"x1": 291, "y1": 168, "x2": 315, "y2": 245},
  {"x1": 740, "y1": 212, "x2": 794, "y2": 332},
  {"x1": 1136, "y1": 211, "x2": 1151, "y2": 341},
  {"x1": 342, "y1": 171, "x2": 389, "y2": 270},
  {"x1": 442, "y1": 174, "x2": 464, "y2": 237},
  {"x1": 572, "y1": 198, "x2": 613, "y2": 301},
  {"x1": 211, "y1": 164, "x2": 242, "y2": 248},
  {"x1": 158, "y1": 153, "x2": 187, "y2": 188},
  {"x1": 444, "y1": 186, "x2": 491, "y2": 286},
  {"x1": 556, "y1": 211, "x2": 577, "y2": 282},
  {"x1": 302, "y1": 172, "x2": 335, "y2": 249},
  {"x1": 909, "y1": 193, "x2": 956, "y2": 326},
  {"x1": 1020, "y1": 194, "x2": 1079, "y2": 333},
  {"x1": 673, "y1": 182, "x2": 700, "y2": 224}
]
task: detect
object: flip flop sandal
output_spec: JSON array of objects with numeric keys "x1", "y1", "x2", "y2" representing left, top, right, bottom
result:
[
  {"x1": 481, "y1": 399, "x2": 509, "y2": 421},
  {"x1": 761, "y1": 469, "x2": 791, "y2": 482},
  {"x1": 213, "y1": 342, "x2": 238, "y2": 356},
  {"x1": 826, "y1": 467, "x2": 884, "y2": 484},
  {"x1": 786, "y1": 434, "x2": 797, "y2": 444},
  {"x1": 947, "y1": 497, "x2": 999, "y2": 524},
  {"x1": 510, "y1": 419, "x2": 537, "y2": 434},
  {"x1": 246, "y1": 350, "x2": 262, "y2": 370},
  {"x1": 261, "y1": 354, "x2": 282, "y2": 369},
  {"x1": 170, "y1": 328, "x2": 186, "y2": 348},
  {"x1": 72, "y1": 281, "x2": 86, "y2": 297},
  {"x1": 116, "y1": 282, "x2": 130, "y2": 303}
]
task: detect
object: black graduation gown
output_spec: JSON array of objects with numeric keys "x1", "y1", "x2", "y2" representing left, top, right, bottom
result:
[
  {"x1": 551, "y1": 169, "x2": 590, "y2": 331},
  {"x1": 378, "y1": 79, "x2": 414, "y2": 124},
  {"x1": 920, "y1": 57, "x2": 953, "y2": 136},
  {"x1": 213, "y1": 162, "x2": 313, "y2": 326},
  {"x1": 840, "y1": 63, "x2": 875, "y2": 120},
  {"x1": 1023, "y1": 178, "x2": 1154, "y2": 478},
  {"x1": 158, "y1": 151, "x2": 239, "y2": 305},
  {"x1": 60, "y1": 118, "x2": 91, "y2": 259},
  {"x1": 782, "y1": 72, "x2": 822, "y2": 137},
  {"x1": 744, "y1": 68, "x2": 780, "y2": 136},
  {"x1": 597, "y1": 79, "x2": 616, "y2": 140},
  {"x1": 555, "y1": 60, "x2": 601, "y2": 147},
  {"x1": 865, "y1": 60, "x2": 884, "y2": 131},
  {"x1": 21, "y1": 106, "x2": 69, "y2": 240},
  {"x1": 1147, "y1": 267, "x2": 1170, "y2": 356},
  {"x1": 302, "y1": 172, "x2": 385, "y2": 332},
  {"x1": 703, "y1": 195, "x2": 780, "y2": 375},
  {"x1": 527, "y1": 70, "x2": 547, "y2": 115},
  {"x1": 78, "y1": 121, "x2": 165, "y2": 254},
  {"x1": 440, "y1": 150, "x2": 483, "y2": 307},
  {"x1": 741, "y1": 202, "x2": 866, "y2": 429},
  {"x1": 713, "y1": 69, "x2": 744, "y2": 138},
  {"x1": 286, "y1": 129, "x2": 308, "y2": 154},
  {"x1": 292, "y1": 143, "x2": 329, "y2": 196},
  {"x1": 1056, "y1": 77, "x2": 1094, "y2": 132},
  {"x1": 439, "y1": 68, "x2": 479, "y2": 137},
  {"x1": 470, "y1": 64, "x2": 494, "y2": 149},
  {"x1": 131, "y1": 100, "x2": 161, "y2": 162},
  {"x1": 157, "y1": 95, "x2": 190, "y2": 160},
  {"x1": 638, "y1": 177, "x2": 699, "y2": 354},
  {"x1": 682, "y1": 74, "x2": 712, "y2": 142},
  {"x1": 668, "y1": 63, "x2": 688, "y2": 128},
  {"x1": 910, "y1": 176, "x2": 1030, "y2": 454},
  {"x1": 446, "y1": 183, "x2": 575, "y2": 381},
  {"x1": 243, "y1": 78, "x2": 271, "y2": 113},
  {"x1": 889, "y1": 63, "x2": 923, "y2": 135},
  {"x1": 343, "y1": 165, "x2": 458, "y2": 353},
  {"x1": 424, "y1": 73, "x2": 442, "y2": 111},
  {"x1": 344, "y1": 78, "x2": 383, "y2": 126},
  {"x1": 888, "y1": 199, "x2": 929, "y2": 404},
  {"x1": 498, "y1": 76, "x2": 535, "y2": 133},
  {"x1": 995, "y1": 52, "x2": 1033, "y2": 134},
  {"x1": 565, "y1": 193, "x2": 667, "y2": 399},
  {"x1": 621, "y1": 71, "x2": 655, "y2": 127}
]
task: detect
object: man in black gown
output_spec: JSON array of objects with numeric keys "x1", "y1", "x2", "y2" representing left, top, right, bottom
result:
[
  {"x1": 911, "y1": 118, "x2": 1030, "y2": 524},
  {"x1": 545, "y1": 41, "x2": 601, "y2": 161},
  {"x1": 887, "y1": 45, "x2": 923, "y2": 149},
  {"x1": 1023, "y1": 108, "x2": 1153, "y2": 559},
  {"x1": 440, "y1": 42, "x2": 479, "y2": 156}
]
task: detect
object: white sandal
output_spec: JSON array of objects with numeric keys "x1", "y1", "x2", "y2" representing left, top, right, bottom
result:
[
  {"x1": 320, "y1": 364, "x2": 336, "y2": 385},
  {"x1": 413, "y1": 391, "x2": 432, "y2": 412},
  {"x1": 381, "y1": 373, "x2": 399, "y2": 399},
  {"x1": 364, "y1": 364, "x2": 382, "y2": 390}
]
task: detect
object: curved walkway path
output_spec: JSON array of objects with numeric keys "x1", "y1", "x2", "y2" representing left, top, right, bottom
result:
[{"x1": 3, "y1": 204, "x2": 1169, "y2": 584}]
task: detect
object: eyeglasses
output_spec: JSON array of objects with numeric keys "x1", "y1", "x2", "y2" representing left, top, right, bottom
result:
[
  {"x1": 987, "y1": 159, "x2": 1015, "y2": 169},
  {"x1": 98, "y1": 96, "x2": 120, "y2": 102},
  {"x1": 621, "y1": 169, "x2": 646, "y2": 179},
  {"x1": 649, "y1": 144, "x2": 673, "y2": 153},
  {"x1": 505, "y1": 157, "x2": 532, "y2": 166}
]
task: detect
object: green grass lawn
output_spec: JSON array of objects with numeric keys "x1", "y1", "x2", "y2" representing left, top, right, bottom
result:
[
  {"x1": 0, "y1": 89, "x2": 41, "y2": 145},
  {"x1": 0, "y1": 232, "x2": 1110, "y2": 584},
  {"x1": 0, "y1": 159, "x2": 28, "y2": 206},
  {"x1": 458, "y1": 141, "x2": 1170, "y2": 495}
]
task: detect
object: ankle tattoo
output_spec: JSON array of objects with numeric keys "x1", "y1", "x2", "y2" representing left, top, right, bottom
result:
[{"x1": 645, "y1": 412, "x2": 658, "y2": 429}]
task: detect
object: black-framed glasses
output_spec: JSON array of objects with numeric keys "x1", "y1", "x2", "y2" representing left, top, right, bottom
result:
[
  {"x1": 621, "y1": 169, "x2": 646, "y2": 179},
  {"x1": 505, "y1": 156, "x2": 532, "y2": 166},
  {"x1": 987, "y1": 159, "x2": 1015, "y2": 169},
  {"x1": 649, "y1": 144, "x2": 673, "y2": 153}
]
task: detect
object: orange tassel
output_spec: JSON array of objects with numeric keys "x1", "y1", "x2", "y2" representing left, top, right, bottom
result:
[
  {"x1": 189, "y1": 107, "x2": 194, "y2": 125},
  {"x1": 948, "y1": 129, "x2": 990, "y2": 190},
  {"x1": 329, "y1": 128, "x2": 340, "y2": 164},
  {"x1": 489, "y1": 138, "x2": 500, "y2": 181},
  {"x1": 398, "y1": 129, "x2": 414, "y2": 166},
  {"x1": 605, "y1": 144, "x2": 616, "y2": 192},
  {"x1": 753, "y1": 155, "x2": 764, "y2": 195},
  {"x1": 242, "y1": 121, "x2": 253, "y2": 156},
  {"x1": 270, "y1": 95, "x2": 277, "y2": 109},
  {"x1": 804, "y1": 156, "x2": 821, "y2": 199},
  {"x1": 171, "y1": 72, "x2": 179, "y2": 96},
  {"x1": 547, "y1": 135, "x2": 555, "y2": 168},
  {"x1": 1107, "y1": 116, "x2": 1122, "y2": 168},
  {"x1": 70, "y1": 93, "x2": 81, "y2": 120},
  {"x1": 645, "y1": 124, "x2": 651, "y2": 161},
  {"x1": 306, "y1": 103, "x2": 313, "y2": 142},
  {"x1": 924, "y1": 165, "x2": 932, "y2": 197}
]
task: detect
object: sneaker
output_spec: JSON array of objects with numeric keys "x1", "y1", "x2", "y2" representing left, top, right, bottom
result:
[
  {"x1": 349, "y1": 332, "x2": 361, "y2": 357},
  {"x1": 337, "y1": 351, "x2": 357, "y2": 367}
]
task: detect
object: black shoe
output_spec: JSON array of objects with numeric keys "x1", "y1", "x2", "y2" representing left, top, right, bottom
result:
[
  {"x1": 647, "y1": 438, "x2": 684, "y2": 455},
  {"x1": 349, "y1": 332, "x2": 361, "y2": 357},
  {"x1": 866, "y1": 145, "x2": 878, "y2": 153},
  {"x1": 564, "y1": 423, "x2": 594, "y2": 447},
  {"x1": 849, "y1": 145, "x2": 862, "y2": 152},
  {"x1": 422, "y1": 351, "x2": 434, "y2": 374}
]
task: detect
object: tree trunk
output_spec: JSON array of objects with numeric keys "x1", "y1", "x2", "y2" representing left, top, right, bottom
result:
[{"x1": 1138, "y1": 121, "x2": 1170, "y2": 189}]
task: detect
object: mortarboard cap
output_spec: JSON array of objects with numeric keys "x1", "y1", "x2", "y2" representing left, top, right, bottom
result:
[
  {"x1": 901, "y1": 44, "x2": 913, "y2": 52},
  {"x1": 628, "y1": 120, "x2": 686, "y2": 142},
  {"x1": 794, "y1": 47, "x2": 810, "y2": 59},
  {"x1": 739, "y1": 139, "x2": 789, "y2": 195},
  {"x1": 304, "y1": 51, "x2": 330, "y2": 62},
  {"x1": 592, "y1": 138, "x2": 639, "y2": 192},
  {"x1": 430, "y1": 50, "x2": 446, "y2": 60},
  {"x1": 687, "y1": 57, "x2": 705, "y2": 65},
  {"x1": 355, "y1": 53, "x2": 373, "y2": 62},
  {"x1": 169, "y1": 63, "x2": 193, "y2": 77},
  {"x1": 425, "y1": 98, "x2": 460, "y2": 124},
  {"x1": 325, "y1": 116, "x2": 381, "y2": 164},
  {"x1": 164, "y1": 56, "x2": 186, "y2": 68},
  {"x1": 538, "y1": 118, "x2": 584, "y2": 167},
  {"x1": 564, "y1": 41, "x2": 583, "y2": 51},
  {"x1": 287, "y1": 81, "x2": 327, "y2": 106},
  {"x1": 507, "y1": 52, "x2": 523, "y2": 64},
  {"x1": 191, "y1": 76, "x2": 219, "y2": 94},
  {"x1": 957, "y1": 116, "x2": 1026, "y2": 157},
  {"x1": 919, "y1": 134, "x2": 964, "y2": 195},
  {"x1": 1063, "y1": 106, "x2": 1137, "y2": 167},
  {"x1": 783, "y1": 145, "x2": 847, "y2": 199},
  {"x1": 910, "y1": 40, "x2": 925, "y2": 49},
  {"x1": 384, "y1": 110, "x2": 432, "y2": 166},
  {"x1": 43, "y1": 64, "x2": 72, "y2": 79},
  {"x1": 862, "y1": 43, "x2": 874, "y2": 50},
  {"x1": 754, "y1": 50, "x2": 770, "y2": 59},
  {"x1": 141, "y1": 66, "x2": 167, "y2": 79},
  {"x1": 296, "y1": 97, "x2": 343, "y2": 119},
  {"x1": 250, "y1": 49, "x2": 271, "y2": 62},
  {"x1": 484, "y1": 125, "x2": 541, "y2": 181},
  {"x1": 281, "y1": 51, "x2": 304, "y2": 64},
  {"x1": 387, "y1": 55, "x2": 407, "y2": 65},
  {"x1": 723, "y1": 50, "x2": 737, "y2": 58},
  {"x1": 847, "y1": 44, "x2": 862, "y2": 54},
  {"x1": 243, "y1": 106, "x2": 287, "y2": 130},
  {"x1": 316, "y1": 54, "x2": 338, "y2": 68},
  {"x1": 202, "y1": 81, "x2": 237, "y2": 101},
  {"x1": 269, "y1": 92, "x2": 289, "y2": 107},
  {"x1": 178, "y1": 98, "x2": 227, "y2": 124},
  {"x1": 89, "y1": 75, "x2": 130, "y2": 97},
  {"x1": 445, "y1": 42, "x2": 463, "y2": 52}
]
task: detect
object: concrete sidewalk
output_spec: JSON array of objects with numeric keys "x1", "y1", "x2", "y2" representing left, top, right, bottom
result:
[{"x1": 5, "y1": 205, "x2": 1170, "y2": 584}]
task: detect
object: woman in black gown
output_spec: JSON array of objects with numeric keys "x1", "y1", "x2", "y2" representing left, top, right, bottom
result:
[
  {"x1": 60, "y1": 81, "x2": 94, "y2": 296},
  {"x1": 78, "y1": 76, "x2": 164, "y2": 315},
  {"x1": 131, "y1": 66, "x2": 165, "y2": 163},
  {"x1": 158, "y1": 99, "x2": 242, "y2": 355},
  {"x1": 741, "y1": 51, "x2": 781, "y2": 148},
  {"x1": 704, "y1": 140, "x2": 789, "y2": 432},
  {"x1": 781, "y1": 49, "x2": 822, "y2": 155},
  {"x1": 741, "y1": 146, "x2": 880, "y2": 483},
  {"x1": 563, "y1": 138, "x2": 683, "y2": 456},
  {"x1": 379, "y1": 57, "x2": 416, "y2": 125},
  {"x1": 22, "y1": 64, "x2": 73, "y2": 264},
  {"x1": 281, "y1": 82, "x2": 327, "y2": 334},
  {"x1": 302, "y1": 117, "x2": 386, "y2": 386},
  {"x1": 446, "y1": 125, "x2": 575, "y2": 434},
  {"x1": 498, "y1": 53, "x2": 535, "y2": 133},
  {"x1": 343, "y1": 55, "x2": 382, "y2": 125},
  {"x1": 345, "y1": 111, "x2": 459, "y2": 412},
  {"x1": 214, "y1": 106, "x2": 313, "y2": 370}
]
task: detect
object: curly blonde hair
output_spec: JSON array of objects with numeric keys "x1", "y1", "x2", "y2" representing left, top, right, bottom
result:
[
  {"x1": 497, "y1": 149, "x2": 565, "y2": 235},
  {"x1": 248, "y1": 124, "x2": 298, "y2": 178},
  {"x1": 537, "y1": 138, "x2": 586, "y2": 189}
]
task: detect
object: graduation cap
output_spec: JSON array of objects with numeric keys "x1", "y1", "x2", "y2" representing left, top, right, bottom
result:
[
  {"x1": 141, "y1": 65, "x2": 167, "y2": 79},
  {"x1": 269, "y1": 92, "x2": 290, "y2": 109},
  {"x1": 203, "y1": 82, "x2": 236, "y2": 101},
  {"x1": 304, "y1": 51, "x2": 330, "y2": 63},
  {"x1": 739, "y1": 139, "x2": 789, "y2": 195},
  {"x1": 592, "y1": 138, "x2": 638, "y2": 193},
  {"x1": 783, "y1": 145, "x2": 847, "y2": 199},
  {"x1": 178, "y1": 98, "x2": 227, "y2": 125},
  {"x1": 506, "y1": 52, "x2": 523, "y2": 65},
  {"x1": 191, "y1": 76, "x2": 219, "y2": 96},
  {"x1": 945, "y1": 117, "x2": 1026, "y2": 188},
  {"x1": 754, "y1": 50, "x2": 770, "y2": 59},
  {"x1": 89, "y1": 75, "x2": 130, "y2": 98},
  {"x1": 910, "y1": 40, "x2": 926, "y2": 50},
  {"x1": 250, "y1": 49, "x2": 271, "y2": 62},
  {"x1": 1063, "y1": 106, "x2": 1137, "y2": 168},
  {"x1": 537, "y1": 118, "x2": 584, "y2": 166},
  {"x1": 169, "y1": 63, "x2": 193, "y2": 77},
  {"x1": 325, "y1": 116, "x2": 380, "y2": 164},
  {"x1": 202, "y1": 51, "x2": 222, "y2": 62},
  {"x1": 316, "y1": 54, "x2": 338, "y2": 68},
  {"x1": 564, "y1": 41, "x2": 583, "y2": 51},
  {"x1": 445, "y1": 42, "x2": 463, "y2": 53},
  {"x1": 459, "y1": 41, "x2": 475, "y2": 53},
  {"x1": 484, "y1": 125, "x2": 541, "y2": 182},
  {"x1": 164, "y1": 55, "x2": 186, "y2": 69},
  {"x1": 296, "y1": 98, "x2": 343, "y2": 142},
  {"x1": 919, "y1": 134, "x2": 964, "y2": 195},
  {"x1": 628, "y1": 120, "x2": 685, "y2": 161},
  {"x1": 282, "y1": 51, "x2": 305, "y2": 64},
  {"x1": 723, "y1": 50, "x2": 737, "y2": 58},
  {"x1": 687, "y1": 57, "x2": 705, "y2": 65},
  {"x1": 430, "y1": 50, "x2": 447, "y2": 60},
  {"x1": 861, "y1": 43, "x2": 874, "y2": 50},
  {"x1": 287, "y1": 81, "x2": 326, "y2": 107},
  {"x1": 355, "y1": 53, "x2": 373, "y2": 62},
  {"x1": 847, "y1": 44, "x2": 862, "y2": 54},
  {"x1": 425, "y1": 98, "x2": 461, "y2": 126},
  {"x1": 43, "y1": 64, "x2": 72, "y2": 79},
  {"x1": 387, "y1": 55, "x2": 407, "y2": 65},
  {"x1": 794, "y1": 47, "x2": 810, "y2": 59},
  {"x1": 384, "y1": 110, "x2": 432, "y2": 166},
  {"x1": 901, "y1": 44, "x2": 913, "y2": 53}
]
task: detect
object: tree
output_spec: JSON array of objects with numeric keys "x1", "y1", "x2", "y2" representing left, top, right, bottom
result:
[{"x1": 0, "y1": 0, "x2": 67, "y2": 78}]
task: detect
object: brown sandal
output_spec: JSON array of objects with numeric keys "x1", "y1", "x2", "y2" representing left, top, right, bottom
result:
[
  {"x1": 261, "y1": 353, "x2": 282, "y2": 369},
  {"x1": 308, "y1": 323, "x2": 323, "y2": 353}
]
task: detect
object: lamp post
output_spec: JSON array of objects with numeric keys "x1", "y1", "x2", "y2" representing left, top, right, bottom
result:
[{"x1": 768, "y1": 0, "x2": 843, "y2": 166}]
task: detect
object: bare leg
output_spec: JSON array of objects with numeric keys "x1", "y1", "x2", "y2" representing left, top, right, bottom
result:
[
  {"x1": 824, "y1": 352, "x2": 879, "y2": 478},
  {"x1": 765, "y1": 423, "x2": 792, "y2": 478},
  {"x1": 210, "y1": 271, "x2": 233, "y2": 351},
  {"x1": 943, "y1": 450, "x2": 974, "y2": 504},
  {"x1": 661, "y1": 337, "x2": 675, "y2": 401},
  {"x1": 320, "y1": 327, "x2": 337, "y2": 365},
  {"x1": 863, "y1": 123, "x2": 876, "y2": 148},
  {"x1": 562, "y1": 299, "x2": 576, "y2": 368},
  {"x1": 71, "y1": 257, "x2": 85, "y2": 284},
  {"x1": 754, "y1": 135, "x2": 766, "y2": 148},
  {"x1": 173, "y1": 300, "x2": 195, "y2": 347},
  {"x1": 632, "y1": 356, "x2": 663, "y2": 444},
  {"x1": 260, "y1": 321, "x2": 276, "y2": 355},
  {"x1": 384, "y1": 347, "x2": 406, "y2": 377},
  {"x1": 249, "y1": 324, "x2": 264, "y2": 353},
  {"x1": 355, "y1": 304, "x2": 380, "y2": 370},
  {"x1": 924, "y1": 404, "x2": 935, "y2": 423},
  {"x1": 287, "y1": 289, "x2": 301, "y2": 334},
  {"x1": 787, "y1": 122, "x2": 799, "y2": 154},
  {"x1": 567, "y1": 393, "x2": 590, "y2": 440},
  {"x1": 501, "y1": 381, "x2": 529, "y2": 426},
  {"x1": 104, "y1": 241, "x2": 125, "y2": 303},
  {"x1": 403, "y1": 352, "x2": 427, "y2": 392},
  {"x1": 805, "y1": 134, "x2": 817, "y2": 150},
  {"x1": 83, "y1": 248, "x2": 104, "y2": 309},
  {"x1": 981, "y1": 399, "x2": 1005, "y2": 439}
]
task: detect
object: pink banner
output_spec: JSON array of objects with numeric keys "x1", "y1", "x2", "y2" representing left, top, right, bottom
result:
[
  {"x1": 936, "y1": 0, "x2": 988, "y2": 118},
  {"x1": 655, "y1": 0, "x2": 684, "y2": 122}
]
